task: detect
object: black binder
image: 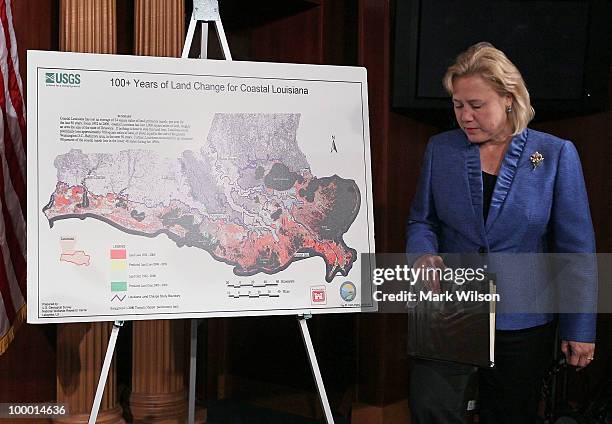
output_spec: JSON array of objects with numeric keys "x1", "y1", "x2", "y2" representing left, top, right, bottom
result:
[{"x1": 407, "y1": 278, "x2": 497, "y2": 368}]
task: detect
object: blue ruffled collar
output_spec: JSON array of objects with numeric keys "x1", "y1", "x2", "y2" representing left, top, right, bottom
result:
[{"x1": 464, "y1": 129, "x2": 529, "y2": 237}]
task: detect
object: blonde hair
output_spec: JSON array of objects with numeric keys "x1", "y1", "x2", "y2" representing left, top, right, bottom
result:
[{"x1": 443, "y1": 42, "x2": 535, "y2": 135}]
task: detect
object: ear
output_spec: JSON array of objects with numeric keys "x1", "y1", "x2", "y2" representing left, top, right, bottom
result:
[{"x1": 505, "y1": 94, "x2": 514, "y2": 108}]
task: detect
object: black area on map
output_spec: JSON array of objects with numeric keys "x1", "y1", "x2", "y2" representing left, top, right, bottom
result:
[
  {"x1": 131, "y1": 210, "x2": 145, "y2": 222},
  {"x1": 81, "y1": 191, "x2": 89, "y2": 208},
  {"x1": 263, "y1": 163, "x2": 299, "y2": 191},
  {"x1": 270, "y1": 209, "x2": 282, "y2": 220},
  {"x1": 316, "y1": 177, "x2": 360, "y2": 240}
]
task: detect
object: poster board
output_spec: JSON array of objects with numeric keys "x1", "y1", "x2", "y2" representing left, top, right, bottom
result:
[{"x1": 27, "y1": 51, "x2": 375, "y2": 323}]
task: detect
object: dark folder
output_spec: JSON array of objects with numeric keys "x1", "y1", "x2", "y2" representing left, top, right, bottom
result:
[{"x1": 407, "y1": 279, "x2": 496, "y2": 368}]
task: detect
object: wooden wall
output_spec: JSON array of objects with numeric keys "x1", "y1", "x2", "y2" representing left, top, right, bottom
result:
[
  {"x1": 353, "y1": 0, "x2": 439, "y2": 412},
  {"x1": 220, "y1": 1, "x2": 362, "y2": 417},
  {"x1": 533, "y1": 87, "x2": 612, "y2": 251}
]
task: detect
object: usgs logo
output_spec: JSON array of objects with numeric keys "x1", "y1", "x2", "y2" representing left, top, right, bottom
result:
[{"x1": 45, "y1": 72, "x2": 81, "y2": 86}]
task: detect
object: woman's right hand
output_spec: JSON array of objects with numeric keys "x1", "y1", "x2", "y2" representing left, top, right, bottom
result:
[{"x1": 413, "y1": 254, "x2": 446, "y2": 293}]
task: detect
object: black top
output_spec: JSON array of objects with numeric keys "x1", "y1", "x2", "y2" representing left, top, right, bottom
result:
[{"x1": 482, "y1": 171, "x2": 497, "y2": 222}]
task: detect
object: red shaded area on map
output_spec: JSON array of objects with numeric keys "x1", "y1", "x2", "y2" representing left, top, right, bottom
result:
[
  {"x1": 43, "y1": 172, "x2": 360, "y2": 281},
  {"x1": 110, "y1": 249, "x2": 127, "y2": 259}
]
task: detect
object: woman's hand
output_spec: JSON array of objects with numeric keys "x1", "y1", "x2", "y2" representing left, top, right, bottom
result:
[
  {"x1": 561, "y1": 340, "x2": 595, "y2": 369},
  {"x1": 413, "y1": 254, "x2": 446, "y2": 293}
]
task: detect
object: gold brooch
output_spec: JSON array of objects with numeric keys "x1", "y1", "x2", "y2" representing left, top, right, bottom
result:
[{"x1": 530, "y1": 151, "x2": 544, "y2": 170}]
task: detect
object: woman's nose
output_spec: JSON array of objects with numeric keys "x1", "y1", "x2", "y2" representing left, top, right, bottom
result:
[{"x1": 460, "y1": 109, "x2": 473, "y2": 122}]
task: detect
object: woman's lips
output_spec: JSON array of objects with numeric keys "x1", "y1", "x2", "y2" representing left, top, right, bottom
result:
[{"x1": 464, "y1": 127, "x2": 479, "y2": 133}]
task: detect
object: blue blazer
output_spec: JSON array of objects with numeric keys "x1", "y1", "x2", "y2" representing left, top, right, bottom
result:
[{"x1": 406, "y1": 128, "x2": 597, "y2": 342}]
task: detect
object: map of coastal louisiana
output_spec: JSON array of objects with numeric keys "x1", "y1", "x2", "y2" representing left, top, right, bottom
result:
[{"x1": 43, "y1": 113, "x2": 361, "y2": 282}]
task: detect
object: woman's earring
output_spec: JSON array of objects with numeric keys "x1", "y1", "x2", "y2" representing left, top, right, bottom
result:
[{"x1": 506, "y1": 105, "x2": 513, "y2": 113}]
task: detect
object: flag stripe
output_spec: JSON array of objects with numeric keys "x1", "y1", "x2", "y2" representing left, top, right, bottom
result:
[
  {"x1": 0, "y1": 304, "x2": 24, "y2": 355},
  {"x1": 0, "y1": 11, "x2": 24, "y2": 258},
  {"x1": 0, "y1": 0, "x2": 26, "y2": 356},
  {"x1": 0, "y1": 305, "x2": 8, "y2": 336},
  {"x1": 0, "y1": 151, "x2": 24, "y2": 295},
  {"x1": 0, "y1": 2, "x2": 24, "y2": 221},
  {"x1": 0, "y1": 145, "x2": 24, "y2": 256},
  {"x1": 0, "y1": 196, "x2": 23, "y2": 307},
  {"x1": 4, "y1": 1, "x2": 24, "y2": 96},
  {"x1": 0, "y1": 111, "x2": 23, "y2": 217},
  {"x1": 0, "y1": 48, "x2": 24, "y2": 221},
  {"x1": 0, "y1": 0, "x2": 25, "y2": 153},
  {"x1": 0, "y1": 8, "x2": 26, "y2": 181},
  {"x1": 0, "y1": 193, "x2": 23, "y2": 308},
  {"x1": 0, "y1": 245, "x2": 16, "y2": 323}
]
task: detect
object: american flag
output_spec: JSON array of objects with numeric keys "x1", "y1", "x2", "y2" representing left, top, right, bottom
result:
[{"x1": 0, "y1": 0, "x2": 27, "y2": 356}]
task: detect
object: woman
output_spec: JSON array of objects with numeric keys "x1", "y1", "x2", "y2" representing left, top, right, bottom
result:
[{"x1": 406, "y1": 42, "x2": 596, "y2": 423}]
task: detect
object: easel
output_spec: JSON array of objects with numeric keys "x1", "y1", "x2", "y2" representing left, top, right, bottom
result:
[{"x1": 88, "y1": 1, "x2": 335, "y2": 423}]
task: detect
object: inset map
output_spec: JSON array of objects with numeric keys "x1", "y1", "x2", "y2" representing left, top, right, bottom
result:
[{"x1": 59, "y1": 235, "x2": 91, "y2": 266}]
